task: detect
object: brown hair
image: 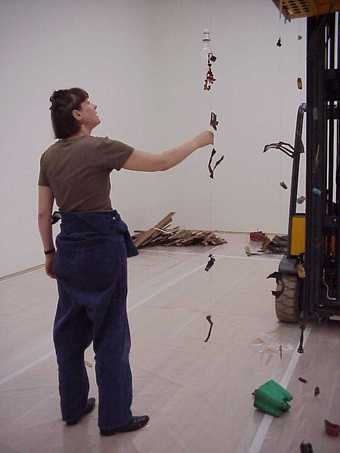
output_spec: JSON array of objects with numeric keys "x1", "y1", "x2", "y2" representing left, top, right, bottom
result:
[{"x1": 49, "y1": 88, "x2": 89, "y2": 139}]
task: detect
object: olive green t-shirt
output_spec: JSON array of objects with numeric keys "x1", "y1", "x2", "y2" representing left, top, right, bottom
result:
[{"x1": 38, "y1": 135, "x2": 134, "y2": 212}]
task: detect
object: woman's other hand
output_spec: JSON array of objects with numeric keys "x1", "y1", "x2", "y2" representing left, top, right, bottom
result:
[{"x1": 45, "y1": 253, "x2": 56, "y2": 279}]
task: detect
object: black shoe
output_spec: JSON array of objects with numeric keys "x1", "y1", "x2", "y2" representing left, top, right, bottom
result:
[
  {"x1": 65, "y1": 397, "x2": 96, "y2": 426},
  {"x1": 100, "y1": 415, "x2": 150, "y2": 436}
]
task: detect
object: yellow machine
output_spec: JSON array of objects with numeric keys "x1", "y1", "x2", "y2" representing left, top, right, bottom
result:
[
  {"x1": 273, "y1": 0, "x2": 340, "y2": 19},
  {"x1": 290, "y1": 214, "x2": 305, "y2": 256},
  {"x1": 270, "y1": 0, "x2": 340, "y2": 322}
]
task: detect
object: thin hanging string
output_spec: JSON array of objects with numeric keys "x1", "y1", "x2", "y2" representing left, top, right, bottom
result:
[
  {"x1": 276, "y1": 10, "x2": 287, "y2": 230},
  {"x1": 203, "y1": 1, "x2": 216, "y2": 314},
  {"x1": 203, "y1": 0, "x2": 215, "y2": 233},
  {"x1": 297, "y1": 16, "x2": 306, "y2": 210},
  {"x1": 208, "y1": 91, "x2": 214, "y2": 235},
  {"x1": 209, "y1": 7, "x2": 215, "y2": 234}
]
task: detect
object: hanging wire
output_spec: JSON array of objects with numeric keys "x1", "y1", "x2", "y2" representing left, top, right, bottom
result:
[
  {"x1": 296, "y1": 15, "x2": 307, "y2": 213},
  {"x1": 205, "y1": 0, "x2": 216, "y2": 233},
  {"x1": 203, "y1": 0, "x2": 218, "y2": 341}
]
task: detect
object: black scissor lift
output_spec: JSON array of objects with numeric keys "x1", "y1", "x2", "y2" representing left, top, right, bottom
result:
[{"x1": 271, "y1": 4, "x2": 340, "y2": 323}]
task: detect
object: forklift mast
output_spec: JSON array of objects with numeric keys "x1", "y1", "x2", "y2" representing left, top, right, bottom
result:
[
  {"x1": 271, "y1": 1, "x2": 340, "y2": 320},
  {"x1": 305, "y1": 12, "x2": 340, "y2": 317}
]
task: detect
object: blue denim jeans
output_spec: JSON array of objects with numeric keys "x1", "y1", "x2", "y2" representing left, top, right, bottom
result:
[{"x1": 53, "y1": 210, "x2": 138, "y2": 430}]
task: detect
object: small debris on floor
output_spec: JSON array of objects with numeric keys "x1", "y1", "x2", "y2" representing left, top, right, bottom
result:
[
  {"x1": 244, "y1": 246, "x2": 261, "y2": 257},
  {"x1": 85, "y1": 360, "x2": 93, "y2": 368},
  {"x1": 261, "y1": 235, "x2": 288, "y2": 254},
  {"x1": 280, "y1": 181, "x2": 288, "y2": 190},
  {"x1": 133, "y1": 212, "x2": 227, "y2": 248},
  {"x1": 314, "y1": 386, "x2": 320, "y2": 397},
  {"x1": 276, "y1": 37, "x2": 282, "y2": 47},
  {"x1": 298, "y1": 35, "x2": 303, "y2": 41},
  {"x1": 246, "y1": 234, "x2": 289, "y2": 257},
  {"x1": 297, "y1": 77, "x2": 303, "y2": 90},
  {"x1": 249, "y1": 231, "x2": 266, "y2": 242},
  {"x1": 245, "y1": 246, "x2": 251, "y2": 256},
  {"x1": 297, "y1": 195, "x2": 306, "y2": 204},
  {"x1": 251, "y1": 337, "x2": 293, "y2": 357},
  {"x1": 298, "y1": 377, "x2": 307, "y2": 383},
  {"x1": 325, "y1": 419, "x2": 340, "y2": 437},
  {"x1": 247, "y1": 234, "x2": 289, "y2": 257}
]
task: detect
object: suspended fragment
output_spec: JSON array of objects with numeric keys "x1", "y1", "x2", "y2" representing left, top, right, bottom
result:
[
  {"x1": 51, "y1": 210, "x2": 62, "y2": 224},
  {"x1": 204, "y1": 315, "x2": 214, "y2": 342},
  {"x1": 205, "y1": 254, "x2": 216, "y2": 271},
  {"x1": 300, "y1": 442, "x2": 313, "y2": 453},
  {"x1": 210, "y1": 112, "x2": 219, "y2": 130},
  {"x1": 297, "y1": 324, "x2": 306, "y2": 353},
  {"x1": 208, "y1": 148, "x2": 224, "y2": 179},
  {"x1": 204, "y1": 52, "x2": 217, "y2": 91}
]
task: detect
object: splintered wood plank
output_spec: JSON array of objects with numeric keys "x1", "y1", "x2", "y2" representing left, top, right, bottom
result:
[
  {"x1": 133, "y1": 212, "x2": 176, "y2": 248},
  {"x1": 133, "y1": 213, "x2": 227, "y2": 248}
]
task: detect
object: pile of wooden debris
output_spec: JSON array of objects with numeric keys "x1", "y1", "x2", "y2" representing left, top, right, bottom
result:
[
  {"x1": 262, "y1": 234, "x2": 288, "y2": 254},
  {"x1": 132, "y1": 212, "x2": 227, "y2": 249},
  {"x1": 245, "y1": 231, "x2": 288, "y2": 256}
]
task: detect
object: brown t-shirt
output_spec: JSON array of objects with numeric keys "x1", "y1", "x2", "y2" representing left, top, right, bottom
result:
[{"x1": 38, "y1": 135, "x2": 134, "y2": 212}]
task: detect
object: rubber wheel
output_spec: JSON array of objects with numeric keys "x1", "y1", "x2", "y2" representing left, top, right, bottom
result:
[{"x1": 275, "y1": 274, "x2": 300, "y2": 323}]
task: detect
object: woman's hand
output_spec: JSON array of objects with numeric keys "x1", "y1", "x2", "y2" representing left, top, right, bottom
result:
[
  {"x1": 45, "y1": 253, "x2": 56, "y2": 279},
  {"x1": 192, "y1": 130, "x2": 214, "y2": 149}
]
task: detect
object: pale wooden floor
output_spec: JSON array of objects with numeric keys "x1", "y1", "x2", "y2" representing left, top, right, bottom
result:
[{"x1": 0, "y1": 233, "x2": 339, "y2": 453}]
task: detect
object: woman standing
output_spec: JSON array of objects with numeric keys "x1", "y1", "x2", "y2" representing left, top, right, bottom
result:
[{"x1": 38, "y1": 87, "x2": 214, "y2": 436}]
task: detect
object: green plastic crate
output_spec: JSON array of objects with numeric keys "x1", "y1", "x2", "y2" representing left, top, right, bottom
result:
[{"x1": 254, "y1": 380, "x2": 293, "y2": 417}]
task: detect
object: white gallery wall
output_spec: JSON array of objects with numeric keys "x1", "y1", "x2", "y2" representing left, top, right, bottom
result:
[
  {"x1": 0, "y1": 0, "x2": 306, "y2": 277},
  {"x1": 0, "y1": 0, "x2": 154, "y2": 277}
]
